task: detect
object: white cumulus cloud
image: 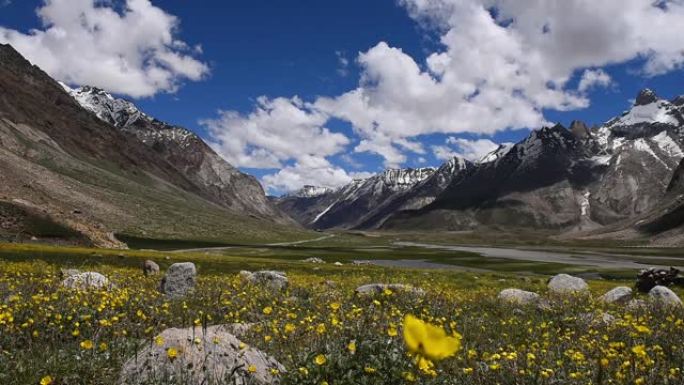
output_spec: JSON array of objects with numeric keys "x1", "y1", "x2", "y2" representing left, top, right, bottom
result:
[
  {"x1": 433, "y1": 138, "x2": 506, "y2": 162},
  {"x1": 314, "y1": 0, "x2": 684, "y2": 166},
  {"x1": 205, "y1": 0, "x2": 684, "y2": 192},
  {"x1": 201, "y1": 97, "x2": 355, "y2": 192},
  {"x1": 0, "y1": 0, "x2": 208, "y2": 97},
  {"x1": 578, "y1": 69, "x2": 613, "y2": 92}
]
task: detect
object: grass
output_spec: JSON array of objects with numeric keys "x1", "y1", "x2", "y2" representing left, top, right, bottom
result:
[
  {"x1": 0, "y1": 202, "x2": 87, "y2": 243},
  {"x1": 1, "y1": 241, "x2": 683, "y2": 385},
  {"x1": 115, "y1": 234, "x2": 240, "y2": 251}
]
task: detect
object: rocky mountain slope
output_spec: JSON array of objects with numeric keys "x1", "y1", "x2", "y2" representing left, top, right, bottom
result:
[
  {"x1": 61, "y1": 84, "x2": 293, "y2": 224},
  {"x1": 384, "y1": 89, "x2": 684, "y2": 240},
  {"x1": 273, "y1": 167, "x2": 437, "y2": 229},
  {"x1": 0, "y1": 44, "x2": 304, "y2": 246},
  {"x1": 281, "y1": 88, "x2": 684, "y2": 243}
]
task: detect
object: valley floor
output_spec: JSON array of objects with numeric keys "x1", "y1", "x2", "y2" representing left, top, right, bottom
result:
[{"x1": 1, "y1": 236, "x2": 683, "y2": 384}]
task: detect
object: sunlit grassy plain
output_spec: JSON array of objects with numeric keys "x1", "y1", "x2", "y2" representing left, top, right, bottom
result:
[{"x1": 1, "y1": 241, "x2": 683, "y2": 385}]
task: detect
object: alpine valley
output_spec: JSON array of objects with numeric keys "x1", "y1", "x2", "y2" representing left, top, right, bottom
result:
[{"x1": 4, "y1": 41, "x2": 684, "y2": 247}]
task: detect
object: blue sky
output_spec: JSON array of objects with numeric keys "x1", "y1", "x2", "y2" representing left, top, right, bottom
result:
[{"x1": 2, "y1": 0, "x2": 684, "y2": 194}]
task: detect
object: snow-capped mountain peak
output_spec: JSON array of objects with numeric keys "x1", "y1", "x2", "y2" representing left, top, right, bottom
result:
[
  {"x1": 60, "y1": 83, "x2": 146, "y2": 128},
  {"x1": 635, "y1": 88, "x2": 658, "y2": 106},
  {"x1": 606, "y1": 89, "x2": 682, "y2": 129},
  {"x1": 63, "y1": 83, "x2": 199, "y2": 149},
  {"x1": 480, "y1": 143, "x2": 514, "y2": 164},
  {"x1": 290, "y1": 185, "x2": 333, "y2": 198},
  {"x1": 673, "y1": 95, "x2": 684, "y2": 107},
  {"x1": 440, "y1": 156, "x2": 469, "y2": 172},
  {"x1": 380, "y1": 167, "x2": 435, "y2": 187}
]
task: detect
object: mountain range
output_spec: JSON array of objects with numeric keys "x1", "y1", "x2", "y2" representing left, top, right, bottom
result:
[
  {"x1": 275, "y1": 89, "x2": 684, "y2": 245},
  {"x1": 0, "y1": 44, "x2": 302, "y2": 247},
  {"x1": 4, "y1": 41, "x2": 684, "y2": 247}
]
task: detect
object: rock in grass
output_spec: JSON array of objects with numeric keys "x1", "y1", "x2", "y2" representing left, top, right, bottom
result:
[
  {"x1": 548, "y1": 274, "x2": 589, "y2": 295},
  {"x1": 160, "y1": 262, "x2": 196, "y2": 298},
  {"x1": 578, "y1": 312, "x2": 616, "y2": 326},
  {"x1": 355, "y1": 283, "x2": 424, "y2": 296},
  {"x1": 600, "y1": 286, "x2": 632, "y2": 305},
  {"x1": 302, "y1": 257, "x2": 325, "y2": 264},
  {"x1": 59, "y1": 268, "x2": 81, "y2": 279},
  {"x1": 61, "y1": 272, "x2": 111, "y2": 290},
  {"x1": 142, "y1": 260, "x2": 160, "y2": 276},
  {"x1": 118, "y1": 325, "x2": 284, "y2": 385},
  {"x1": 498, "y1": 288, "x2": 540, "y2": 306},
  {"x1": 649, "y1": 285, "x2": 682, "y2": 307},
  {"x1": 626, "y1": 299, "x2": 648, "y2": 312},
  {"x1": 242, "y1": 270, "x2": 289, "y2": 291}
]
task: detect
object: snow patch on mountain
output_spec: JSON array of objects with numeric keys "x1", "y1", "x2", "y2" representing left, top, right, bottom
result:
[
  {"x1": 590, "y1": 155, "x2": 612, "y2": 166},
  {"x1": 291, "y1": 185, "x2": 333, "y2": 198},
  {"x1": 312, "y1": 202, "x2": 336, "y2": 224},
  {"x1": 652, "y1": 131, "x2": 684, "y2": 160},
  {"x1": 633, "y1": 138, "x2": 670, "y2": 169},
  {"x1": 480, "y1": 143, "x2": 514, "y2": 163},
  {"x1": 380, "y1": 168, "x2": 435, "y2": 188},
  {"x1": 579, "y1": 191, "x2": 591, "y2": 217},
  {"x1": 609, "y1": 100, "x2": 679, "y2": 127}
]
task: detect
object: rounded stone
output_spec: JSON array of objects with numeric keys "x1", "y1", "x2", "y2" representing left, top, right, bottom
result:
[
  {"x1": 498, "y1": 288, "x2": 540, "y2": 306},
  {"x1": 548, "y1": 274, "x2": 589, "y2": 294},
  {"x1": 160, "y1": 262, "x2": 197, "y2": 298}
]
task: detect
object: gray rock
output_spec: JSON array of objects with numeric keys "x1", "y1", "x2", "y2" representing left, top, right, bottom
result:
[
  {"x1": 302, "y1": 257, "x2": 325, "y2": 264},
  {"x1": 143, "y1": 260, "x2": 160, "y2": 276},
  {"x1": 224, "y1": 323, "x2": 254, "y2": 338},
  {"x1": 355, "y1": 283, "x2": 425, "y2": 296},
  {"x1": 118, "y1": 325, "x2": 284, "y2": 385},
  {"x1": 548, "y1": 274, "x2": 589, "y2": 295},
  {"x1": 599, "y1": 312, "x2": 616, "y2": 324},
  {"x1": 333, "y1": 262, "x2": 343, "y2": 266},
  {"x1": 627, "y1": 299, "x2": 648, "y2": 311},
  {"x1": 579, "y1": 312, "x2": 616, "y2": 326},
  {"x1": 600, "y1": 286, "x2": 633, "y2": 305},
  {"x1": 243, "y1": 271, "x2": 288, "y2": 291},
  {"x1": 61, "y1": 272, "x2": 111, "y2": 290},
  {"x1": 536, "y1": 298, "x2": 553, "y2": 311},
  {"x1": 497, "y1": 288, "x2": 540, "y2": 306},
  {"x1": 59, "y1": 268, "x2": 81, "y2": 279},
  {"x1": 649, "y1": 285, "x2": 682, "y2": 307},
  {"x1": 160, "y1": 262, "x2": 197, "y2": 298}
]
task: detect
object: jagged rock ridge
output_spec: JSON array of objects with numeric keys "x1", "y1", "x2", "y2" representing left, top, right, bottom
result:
[{"x1": 274, "y1": 167, "x2": 439, "y2": 229}]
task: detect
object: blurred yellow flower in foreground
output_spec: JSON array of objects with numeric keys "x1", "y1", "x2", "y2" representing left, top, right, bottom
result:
[
  {"x1": 403, "y1": 314, "x2": 461, "y2": 361},
  {"x1": 80, "y1": 339, "x2": 94, "y2": 350}
]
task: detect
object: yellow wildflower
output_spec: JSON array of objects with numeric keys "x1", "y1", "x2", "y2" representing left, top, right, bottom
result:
[
  {"x1": 314, "y1": 354, "x2": 327, "y2": 365},
  {"x1": 167, "y1": 347, "x2": 178, "y2": 360},
  {"x1": 403, "y1": 314, "x2": 461, "y2": 361},
  {"x1": 79, "y1": 339, "x2": 94, "y2": 350}
]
